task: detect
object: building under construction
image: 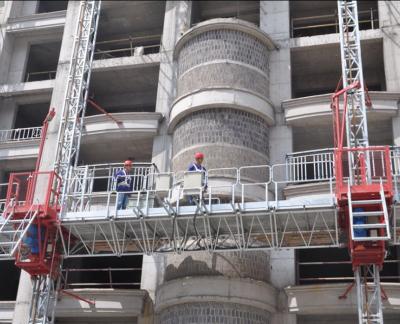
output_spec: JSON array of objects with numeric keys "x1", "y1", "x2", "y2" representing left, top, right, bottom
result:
[{"x1": 0, "y1": 1, "x2": 400, "y2": 323}]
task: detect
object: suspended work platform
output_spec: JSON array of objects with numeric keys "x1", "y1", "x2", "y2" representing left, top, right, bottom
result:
[{"x1": 1, "y1": 149, "x2": 400, "y2": 259}]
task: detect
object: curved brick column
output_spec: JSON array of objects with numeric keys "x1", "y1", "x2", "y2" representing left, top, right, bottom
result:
[
  {"x1": 155, "y1": 276, "x2": 276, "y2": 324},
  {"x1": 171, "y1": 18, "x2": 274, "y2": 183},
  {"x1": 172, "y1": 108, "x2": 269, "y2": 173},
  {"x1": 158, "y1": 302, "x2": 271, "y2": 324}
]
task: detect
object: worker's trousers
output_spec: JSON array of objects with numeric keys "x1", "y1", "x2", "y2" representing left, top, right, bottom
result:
[{"x1": 117, "y1": 192, "x2": 129, "y2": 210}]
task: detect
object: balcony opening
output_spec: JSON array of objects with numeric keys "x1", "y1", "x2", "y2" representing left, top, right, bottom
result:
[
  {"x1": 0, "y1": 261, "x2": 20, "y2": 300},
  {"x1": 291, "y1": 39, "x2": 385, "y2": 98},
  {"x1": 14, "y1": 103, "x2": 49, "y2": 129},
  {"x1": 62, "y1": 255, "x2": 143, "y2": 290},
  {"x1": 77, "y1": 65, "x2": 159, "y2": 164},
  {"x1": 290, "y1": 0, "x2": 379, "y2": 38},
  {"x1": 297, "y1": 246, "x2": 400, "y2": 285},
  {"x1": 0, "y1": 103, "x2": 48, "y2": 143},
  {"x1": 191, "y1": 1, "x2": 259, "y2": 26},
  {"x1": 292, "y1": 118, "x2": 392, "y2": 153},
  {"x1": 94, "y1": 1, "x2": 165, "y2": 60},
  {"x1": 36, "y1": 1, "x2": 68, "y2": 14},
  {"x1": 24, "y1": 42, "x2": 61, "y2": 82},
  {"x1": 88, "y1": 65, "x2": 159, "y2": 115}
]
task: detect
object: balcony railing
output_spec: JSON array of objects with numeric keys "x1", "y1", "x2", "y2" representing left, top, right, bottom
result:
[
  {"x1": 65, "y1": 163, "x2": 159, "y2": 212},
  {"x1": 94, "y1": 35, "x2": 161, "y2": 60},
  {"x1": 285, "y1": 148, "x2": 334, "y2": 183},
  {"x1": 291, "y1": 8, "x2": 379, "y2": 38},
  {"x1": 286, "y1": 147, "x2": 400, "y2": 199},
  {"x1": 0, "y1": 127, "x2": 42, "y2": 143},
  {"x1": 61, "y1": 267, "x2": 141, "y2": 289},
  {"x1": 25, "y1": 70, "x2": 57, "y2": 82}
]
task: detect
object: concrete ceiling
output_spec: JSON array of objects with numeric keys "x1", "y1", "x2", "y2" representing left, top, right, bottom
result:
[
  {"x1": 291, "y1": 39, "x2": 385, "y2": 97},
  {"x1": 97, "y1": 1, "x2": 166, "y2": 41}
]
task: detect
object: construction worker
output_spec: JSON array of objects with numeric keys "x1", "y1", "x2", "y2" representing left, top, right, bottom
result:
[
  {"x1": 187, "y1": 152, "x2": 207, "y2": 205},
  {"x1": 115, "y1": 159, "x2": 133, "y2": 210},
  {"x1": 20, "y1": 224, "x2": 44, "y2": 262}
]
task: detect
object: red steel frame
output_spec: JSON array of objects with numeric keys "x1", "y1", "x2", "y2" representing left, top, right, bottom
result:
[
  {"x1": 2, "y1": 108, "x2": 63, "y2": 277},
  {"x1": 331, "y1": 82, "x2": 393, "y2": 269},
  {"x1": 4, "y1": 171, "x2": 62, "y2": 277}
]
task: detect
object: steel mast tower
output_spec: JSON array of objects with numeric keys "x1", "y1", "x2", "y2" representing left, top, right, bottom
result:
[
  {"x1": 0, "y1": 2, "x2": 101, "y2": 323},
  {"x1": 333, "y1": 1, "x2": 392, "y2": 323}
]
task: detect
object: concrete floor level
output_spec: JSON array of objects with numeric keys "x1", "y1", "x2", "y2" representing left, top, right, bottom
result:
[{"x1": 0, "y1": 1, "x2": 400, "y2": 323}]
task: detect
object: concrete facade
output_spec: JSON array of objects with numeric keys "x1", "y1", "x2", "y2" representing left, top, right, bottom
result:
[{"x1": 0, "y1": 1, "x2": 399, "y2": 324}]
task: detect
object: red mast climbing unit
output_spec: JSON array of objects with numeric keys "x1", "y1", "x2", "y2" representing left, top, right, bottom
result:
[{"x1": 4, "y1": 108, "x2": 62, "y2": 279}]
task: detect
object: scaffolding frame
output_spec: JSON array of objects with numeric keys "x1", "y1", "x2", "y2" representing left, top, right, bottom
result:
[{"x1": 55, "y1": 1, "x2": 101, "y2": 210}]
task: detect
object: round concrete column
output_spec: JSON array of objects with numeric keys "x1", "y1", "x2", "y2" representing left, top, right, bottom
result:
[
  {"x1": 155, "y1": 252, "x2": 275, "y2": 323},
  {"x1": 170, "y1": 19, "x2": 275, "y2": 182},
  {"x1": 156, "y1": 19, "x2": 277, "y2": 323}
]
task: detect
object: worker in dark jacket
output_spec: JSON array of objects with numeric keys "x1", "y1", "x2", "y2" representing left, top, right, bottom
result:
[{"x1": 115, "y1": 160, "x2": 133, "y2": 210}]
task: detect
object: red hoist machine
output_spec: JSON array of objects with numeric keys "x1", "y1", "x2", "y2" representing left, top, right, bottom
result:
[
  {"x1": 0, "y1": 1, "x2": 101, "y2": 323},
  {"x1": 333, "y1": 1, "x2": 392, "y2": 323}
]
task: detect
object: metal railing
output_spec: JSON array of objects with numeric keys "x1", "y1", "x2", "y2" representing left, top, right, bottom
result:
[
  {"x1": 285, "y1": 148, "x2": 334, "y2": 183},
  {"x1": 286, "y1": 147, "x2": 400, "y2": 180},
  {"x1": 291, "y1": 8, "x2": 379, "y2": 38},
  {"x1": 25, "y1": 70, "x2": 57, "y2": 82},
  {"x1": 61, "y1": 267, "x2": 141, "y2": 289},
  {"x1": 65, "y1": 163, "x2": 158, "y2": 212},
  {"x1": 61, "y1": 145, "x2": 400, "y2": 215},
  {"x1": 0, "y1": 127, "x2": 42, "y2": 143},
  {"x1": 94, "y1": 35, "x2": 161, "y2": 60},
  {"x1": 62, "y1": 161, "x2": 337, "y2": 216},
  {"x1": 297, "y1": 258, "x2": 400, "y2": 284},
  {"x1": 0, "y1": 182, "x2": 8, "y2": 214}
]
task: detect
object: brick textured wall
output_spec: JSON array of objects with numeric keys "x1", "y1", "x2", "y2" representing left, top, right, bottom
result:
[
  {"x1": 177, "y1": 29, "x2": 269, "y2": 75},
  {"x1": 173, "y1": 108, "x2": 269, "y2": 156},
  {"x1": 164, "y1": 251, "x2": 270, "y2": 282},
  {"x1": 172, "y1": 108, "x2": 270, "y2": 186},
  {"x1": 177, "y1": 62, "x2": 269, "y2": 98},
  {"x1": 157, "y1": 302, "x2": 271, "y2": 324},
  {"x1": 176, "y1": 28, "x2": 270, "y2": 99}
]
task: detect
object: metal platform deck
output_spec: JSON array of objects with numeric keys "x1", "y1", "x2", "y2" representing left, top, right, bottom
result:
[{"x1": 59, "y1": 195, "x2": 339, "y2": 257}]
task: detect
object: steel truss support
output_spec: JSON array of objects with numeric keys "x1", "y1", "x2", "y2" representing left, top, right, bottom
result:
[
  {"x1": 338, "y1": 0, "x2": 369, "y2": 150},
  {"x1": 55, "y1": 0, "x2": 101, "y2": 209},
  {"x1": 355, "y1": 265, "x2": 384, "y2": 324},
  {"x1": 337, "y1": 0, "x2": 370, "y2": 183},
  {"x1": 28, "y1": 275, "x2": 59, "y2": 324},
  {"x1": 60, "y1": 207, "x2": 338, "y2": 257}
]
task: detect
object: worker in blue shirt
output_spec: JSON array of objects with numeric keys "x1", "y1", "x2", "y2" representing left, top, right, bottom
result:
[
  {"x1": 187, "y1": 152, "x2": 207, "y2": 204},
  {"x1": 20, "y1": 224, "x2": 44, "y2": 262},
  {"x1": 115, "y1": 160, "x2": 133, "y2": 210}
]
